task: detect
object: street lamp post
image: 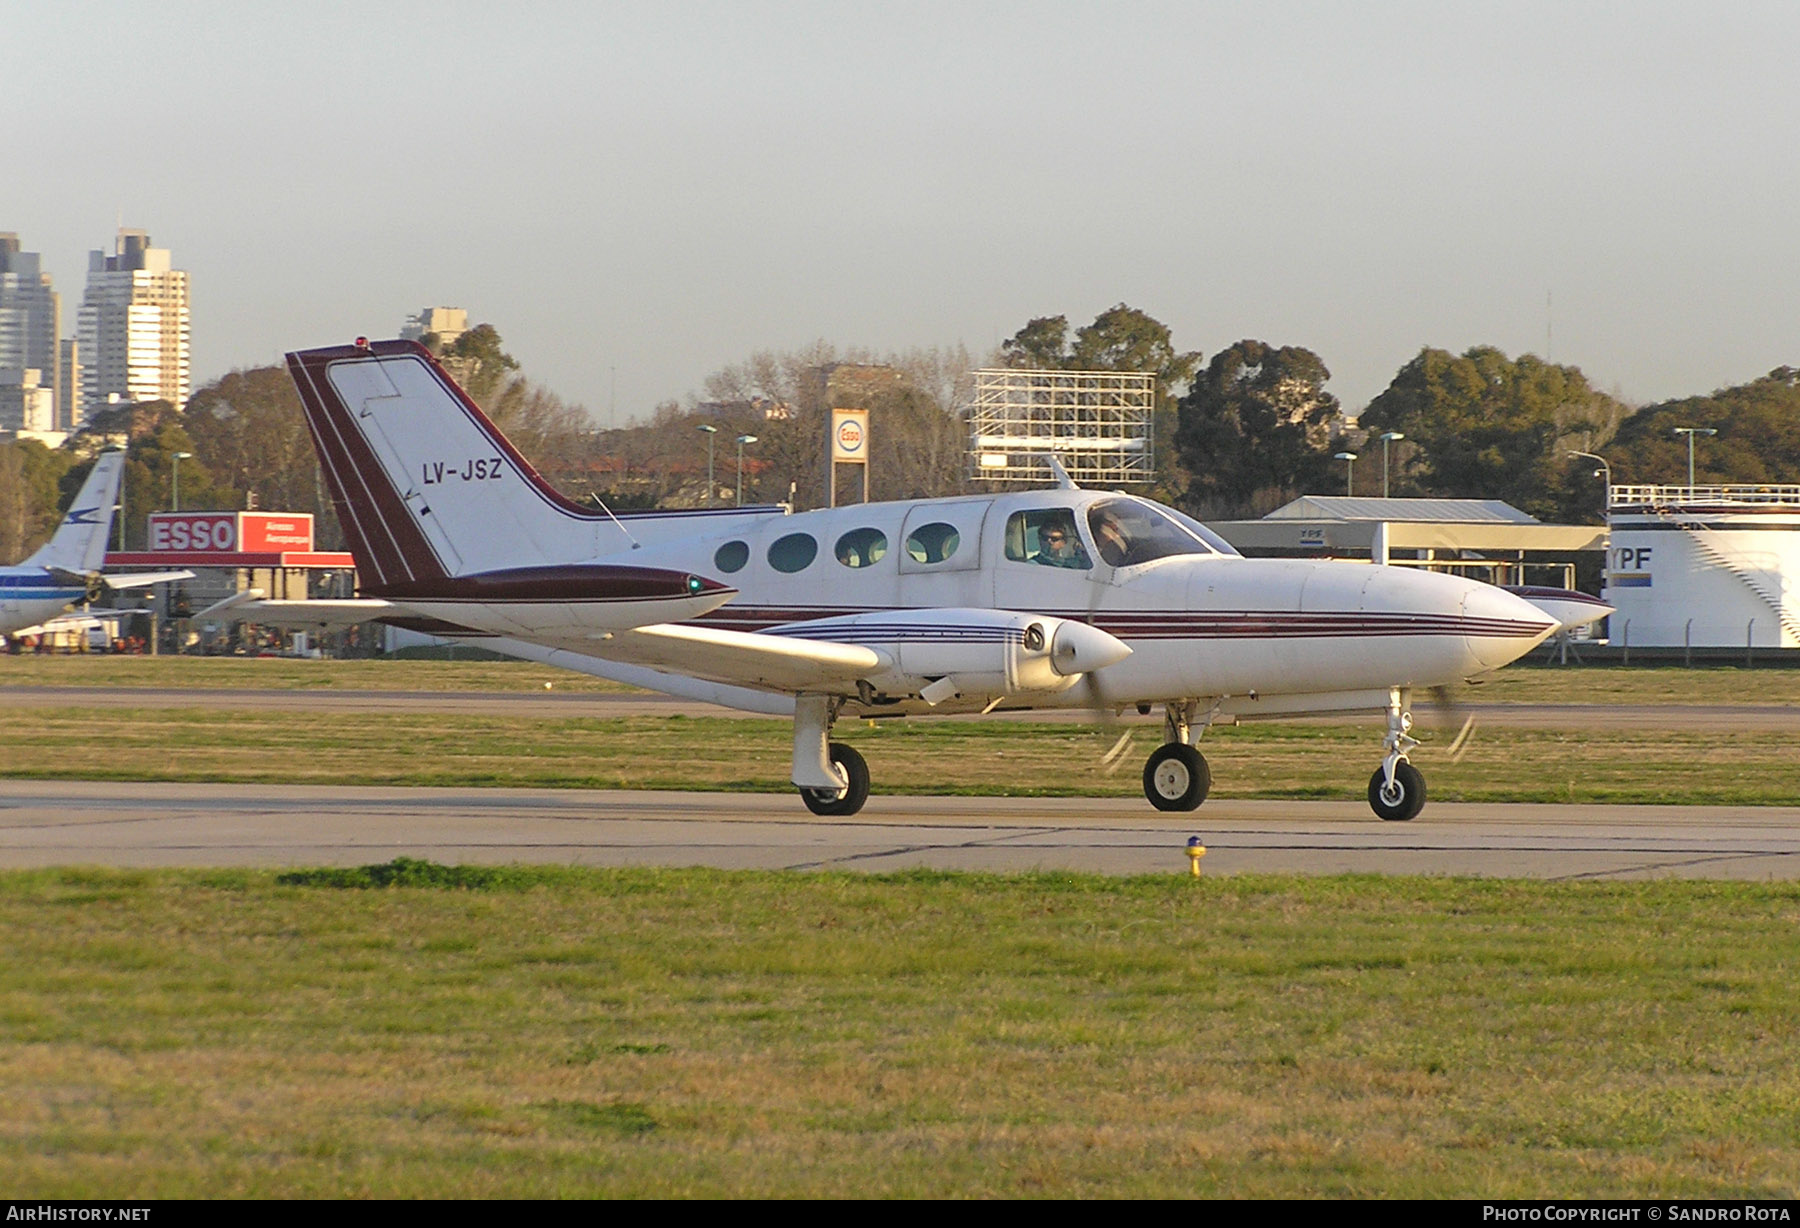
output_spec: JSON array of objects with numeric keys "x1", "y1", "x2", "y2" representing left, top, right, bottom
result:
[
  {"x1": 735, "y1": 434, "x2": 758, "y2": 507},
  {"x1": 697, "y1": 424, "x2": 718, "y2": 506},
  {"x1": 1334, "y1": 451, "x2": 1358, "y2": 497},
  {"x1": 1377, "y1": 431, "x2": 1404, "y2": 498},
  {"x1": 171, "y1": 451, "x2": 193, "y2": 512},
  {"x1": 1672, "y1": 427, "x2": 1717, "y2": 492},
  {"x1": 1567, "y1": 450, "x2": 1613, "y2": 515}
]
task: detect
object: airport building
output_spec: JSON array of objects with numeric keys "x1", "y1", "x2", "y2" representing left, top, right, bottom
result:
[
  {"x1": 105, "y1": 511, "x2": 356, "y2": 654},
  {"x1": 1604, "y1": 484, "x2": 1800, "y2": 650},
  {"x1": 78, "y1": 229, "x2": 190, "y2": 421},
  {"x1": 1209, "y1": 495, "x2": 1607, "y2": 590}
]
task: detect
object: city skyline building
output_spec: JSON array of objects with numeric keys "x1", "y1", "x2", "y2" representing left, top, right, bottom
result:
[
  {"x1": 77, "y1": 228, "x2": 189, "y2": 423},
  {"x1": 0, "y1": 367, "x2": 57, "y2": 436},
  {"x1": 400, "y1": 306, "x2": 467, "y2": 348},
  {"x1": 0, "y1": 233, "x2": 63, "y2": 428}
]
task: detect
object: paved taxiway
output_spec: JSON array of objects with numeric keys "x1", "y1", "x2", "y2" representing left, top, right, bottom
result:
[
  {"x1": 5, "y1": 780, "x2": 1800, "y2": 880},
  {"x1": 9, "y1": 684, "x2": 1800, "y2": 879}
]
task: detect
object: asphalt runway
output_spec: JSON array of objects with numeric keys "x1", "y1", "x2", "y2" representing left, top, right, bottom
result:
[{"x1": 5, "y1": 780, "x2": 1800, "y2": 880}]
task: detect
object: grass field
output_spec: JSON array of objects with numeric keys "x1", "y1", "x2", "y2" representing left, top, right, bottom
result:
[
  {"x1": 0, "y1": 654, "x2": 636, "y2": 692},
  {"x1": 2, "y1": 658, "x2": 1799, "y2": 803},
  {"x1": 4, "y1": 864, "x2": 1798, "y2": 1198},
  {"x1": 3, "y1": 706, "x2": 1800, "y2": 805},
  {"x1": 6, "y1": 660, "x2": 1799, "y2": 1197},
  {"x1": 7, "y1": 653, "x2": 1800, "y2": 704}
]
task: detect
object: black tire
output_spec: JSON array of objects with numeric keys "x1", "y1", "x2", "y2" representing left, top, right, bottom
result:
[
  {"x1": 799, "y1": 741, "x2": 870, "y2": 817},
  {"x1": 1368, "y1": 761, "x2": 1426, "y2": 821},
  {"x1": 1143, "y1": 743, "x2": 1210, "y2": 812}
]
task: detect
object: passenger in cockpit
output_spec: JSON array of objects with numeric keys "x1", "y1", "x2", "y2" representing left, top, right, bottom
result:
[{"x1": 1091, "y1": 510, "x2": 1131, "y2": 567}]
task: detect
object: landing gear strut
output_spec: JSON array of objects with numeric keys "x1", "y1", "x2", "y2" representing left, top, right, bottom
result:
[
  {"x1": 1368, "y1": 687, "x2": 1426, "y2": 821},
  {"x1": 1142, "y1": 699, "x2": 1211, "y2": 812},
  {"x1": 792, "y1": 693, "x2": 871, "y2": 816}
]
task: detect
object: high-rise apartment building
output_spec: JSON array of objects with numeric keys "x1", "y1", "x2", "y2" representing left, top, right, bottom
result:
[
  {"x1": 400, "y1": 306, "x2": 468, "y2": 348},
  {"x1": 78, "y1": 228, "x2": 189, "y2": 421},
  {"x1": 0, "y1": 368, "x2": 56, "y2": 434},
  {"x1": 0, "y1": 233, "x2": 63, "y2": 426}
]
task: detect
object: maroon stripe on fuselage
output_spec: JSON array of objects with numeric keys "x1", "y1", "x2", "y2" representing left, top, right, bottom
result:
[
  {"x1": 690, "y1": 606, "x2": 1548, "y2": 639},
  {"x1": 286, "y1": 348, "x2": 450, "y2": 586},
  {"x1": 368, "y1": 565, "x2": 724, "y2": 603}
]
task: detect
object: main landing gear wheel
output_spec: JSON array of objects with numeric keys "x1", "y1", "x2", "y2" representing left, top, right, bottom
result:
[
  {"x1": 1368, "y1": 761, "x2": 1426, "y2": 822},
  {"x1": 799, "y1": 742, "x2": 870, "y2": 817},
  {"x1": 1144, "y1": 743, "x2": 1210, "y2": 812}
]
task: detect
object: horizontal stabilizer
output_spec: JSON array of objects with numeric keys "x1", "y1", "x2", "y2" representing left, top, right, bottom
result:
[{"x1": 220, "y1": 598, "x2": 399, "y2": 629}]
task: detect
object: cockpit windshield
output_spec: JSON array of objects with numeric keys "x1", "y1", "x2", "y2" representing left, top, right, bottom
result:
[
  {"x1": 1161, "y1": 507, "x2": 1242, "y2": 558},
  {"x1": 1085, "y1": 498, "x2": 1236, "y2": 567}
]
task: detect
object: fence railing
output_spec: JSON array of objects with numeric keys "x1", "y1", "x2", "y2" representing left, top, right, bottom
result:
[{"x1": 1611, "y1": 483, "x2": 1800, "y2": 508}]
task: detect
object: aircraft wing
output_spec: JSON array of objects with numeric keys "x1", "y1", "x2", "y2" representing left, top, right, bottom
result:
[
  {"x1": 103, "y1": 569, "x2": 195, "y2": 589},
  {"x1": 591, "y1": 623, "x2": 889, "y2": 692},
  {"x1": 49, "y1": 567, "x2": 194, "y2": 590}
]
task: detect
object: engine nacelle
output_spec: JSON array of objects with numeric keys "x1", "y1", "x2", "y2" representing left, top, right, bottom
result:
[{"x1": 769, "y1": 607, "x2": 1131, "y2": 703}]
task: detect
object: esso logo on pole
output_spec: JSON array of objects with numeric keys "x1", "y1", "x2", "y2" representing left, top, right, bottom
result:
[{"x1": 836, "y1": 420, "x2": 865, "y2": 454}]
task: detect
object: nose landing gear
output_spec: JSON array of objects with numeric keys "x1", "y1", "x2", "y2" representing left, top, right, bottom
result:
[
  {"x1": 1368, "y1": 688, "x2": 1426, "y2": 821},
  {"x1": 1142, "y1": 699, "x2": 1212, "y2": 812}
]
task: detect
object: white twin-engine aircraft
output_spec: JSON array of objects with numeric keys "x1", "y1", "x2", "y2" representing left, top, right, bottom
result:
[{"x1": 275, "y1": 339, "x2": 1558, "y2": 821}]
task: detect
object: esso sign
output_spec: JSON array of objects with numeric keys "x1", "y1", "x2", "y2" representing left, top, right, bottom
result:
[
  {"x1": 148, "y1": 514, "x2": 237, "y2": 552},
  {"x1": 836, "y1": 419, "x2": 864, "y2": 453}
]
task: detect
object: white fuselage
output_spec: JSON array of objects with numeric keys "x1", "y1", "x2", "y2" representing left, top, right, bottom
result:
[
  {"x1": 544, "y1": 488, "x2": 1556, "y2": 717},
  {"x1": 0, "y1": 569, "x2": 91, "y2": 638}
]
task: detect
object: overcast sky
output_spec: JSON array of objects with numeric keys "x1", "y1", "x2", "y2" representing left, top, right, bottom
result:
[{"x1": 8, "y1": 1, "x2": 1796, "y2": 423}]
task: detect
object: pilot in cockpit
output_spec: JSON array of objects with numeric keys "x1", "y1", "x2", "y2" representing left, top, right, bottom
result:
[{"x1": 1036, "y1": 514, "x2": 1090, "y2": 568}]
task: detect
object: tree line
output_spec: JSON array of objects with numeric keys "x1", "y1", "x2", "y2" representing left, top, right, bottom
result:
[{"x1": 0, "y1": 313, "x2": 1794, "y2": 561}]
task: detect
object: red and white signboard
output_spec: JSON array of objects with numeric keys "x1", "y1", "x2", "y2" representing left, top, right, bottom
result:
[
  {"x1": 831, "y1": 407, "x2": 869, "y2": 462},
  {"x1": 148, "y1": 512, "x2": 314, "y2": 554}
]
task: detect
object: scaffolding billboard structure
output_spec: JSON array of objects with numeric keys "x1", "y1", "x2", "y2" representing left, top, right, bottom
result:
[{"x1": 967, "y1": 368, "x2": 1155, "y2": 486}]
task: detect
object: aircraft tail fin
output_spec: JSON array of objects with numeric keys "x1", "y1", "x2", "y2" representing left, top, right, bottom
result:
[
  {"x1": 23, "y1": 450, "x2": 124, "y2": 574},
  {"x1": 285, "y1": 340, "x2": 613, "y2": 590}
]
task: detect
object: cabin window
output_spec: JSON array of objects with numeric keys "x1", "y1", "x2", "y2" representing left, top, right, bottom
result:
[
  {"x1": 767, "y1": 532, "x2": 818, "y2": 573},
  {"x1": 834, "y1": 527, "x2": 888, "y2": 569},
  {"x1": 904, "y1": 521, "x2": 960, "y2": 566},
  {"x1": 1004, "y1": 509, "x2": 1091, "y2": 569},
  {"x1": 713, "y1": 540, "x2": 750, "y2": 573},
  {"x1": 1087, "y1": 498, "x2": 1219, "y2": 567}
]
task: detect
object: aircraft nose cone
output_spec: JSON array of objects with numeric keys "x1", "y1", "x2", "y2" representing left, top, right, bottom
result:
[
  {"x1": 1462, "y1": 583, "x2": 1559, "y2": 671},
  {"x1": 1051, "y1": 619, "x2": 1133, "y2": 676}
]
